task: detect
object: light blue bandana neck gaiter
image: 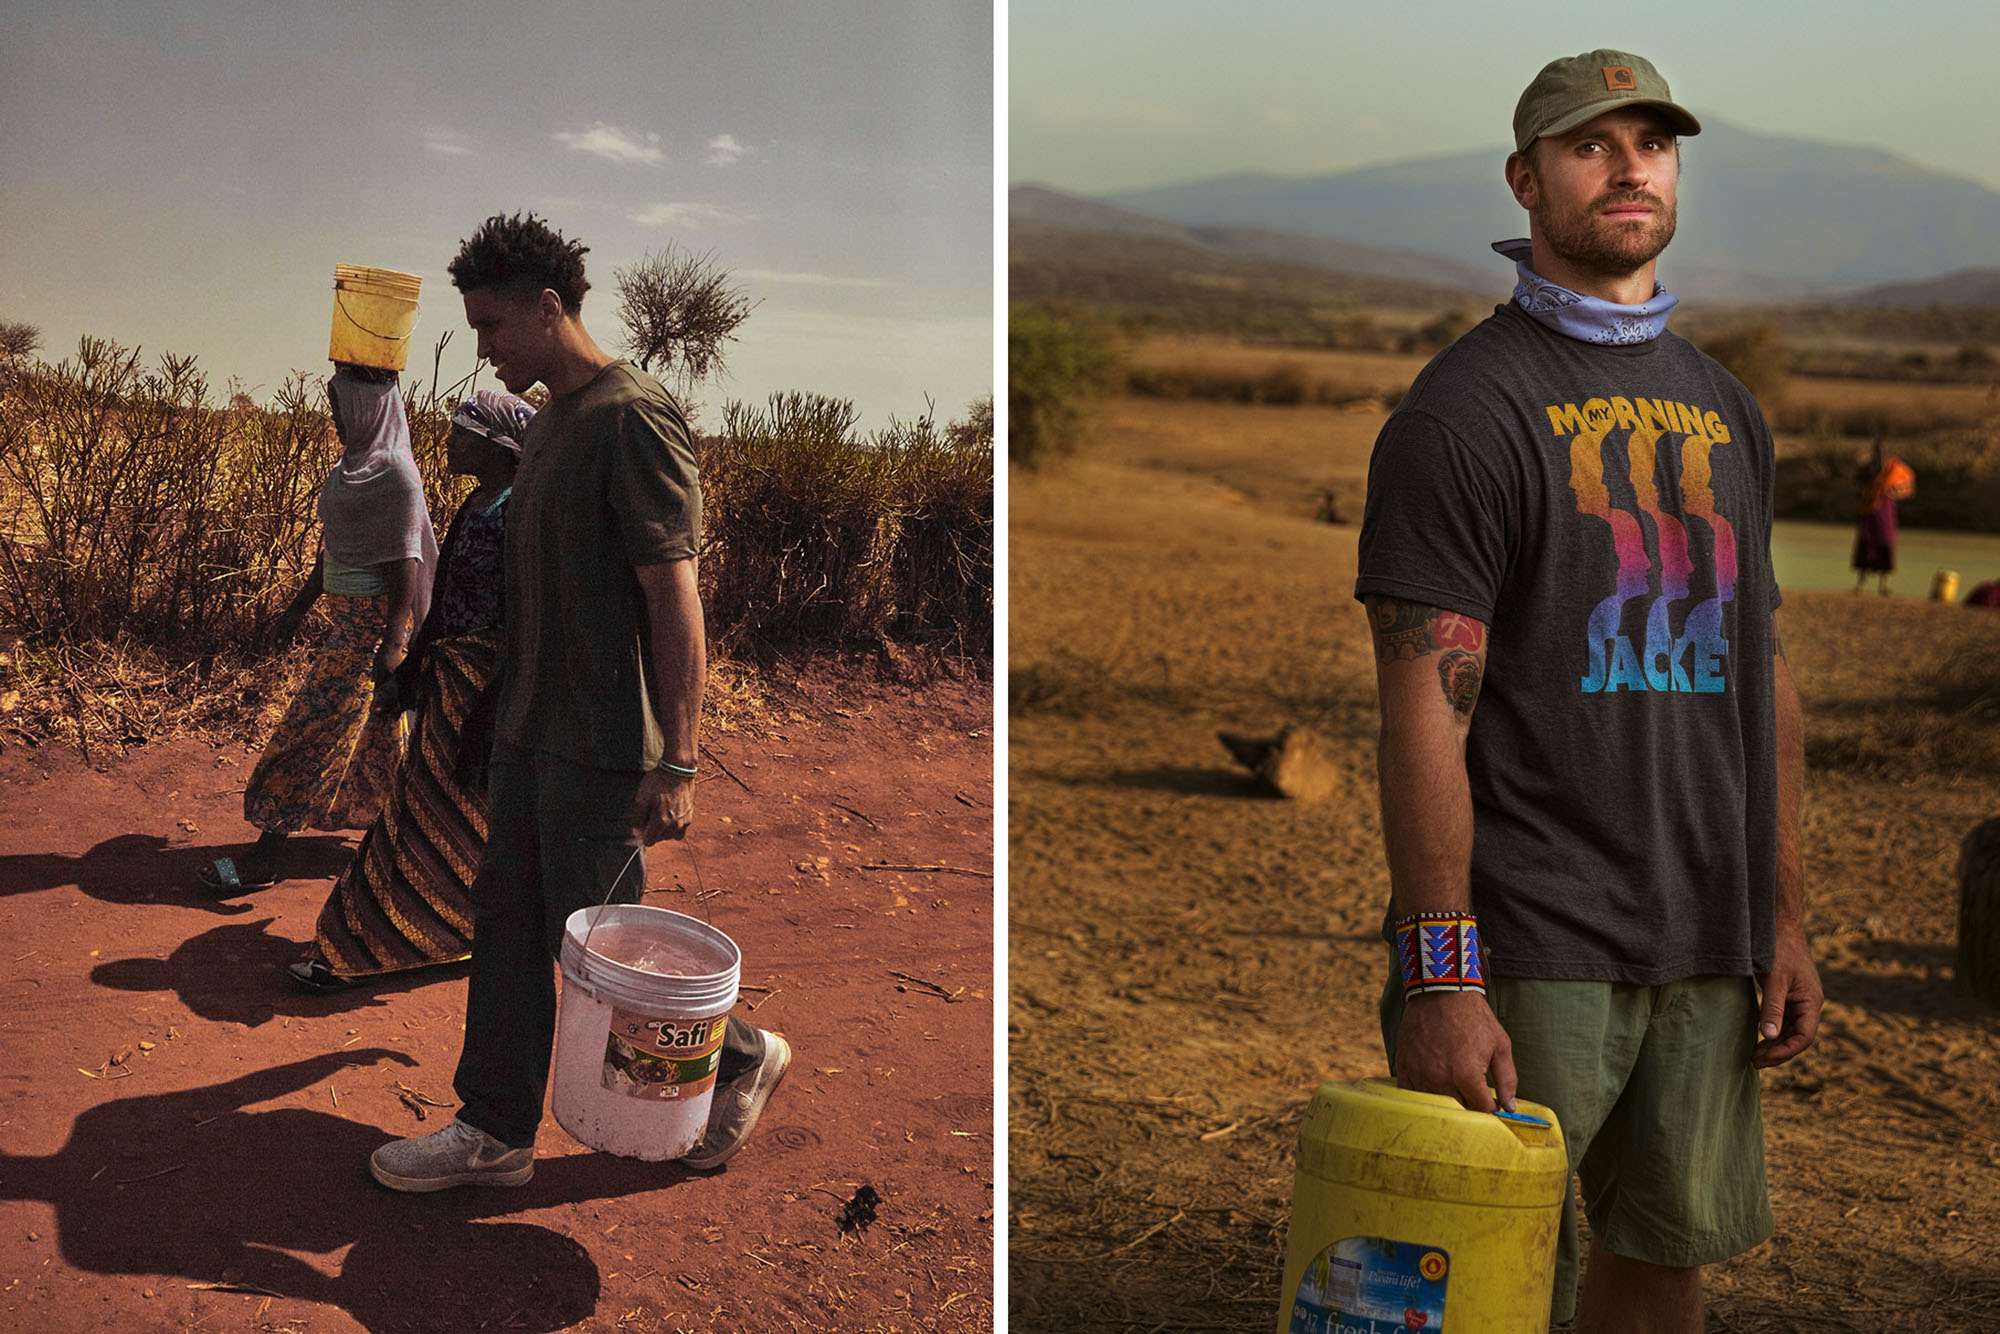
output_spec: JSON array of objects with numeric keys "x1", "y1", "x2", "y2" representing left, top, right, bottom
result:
[{"x1": 1490, "y1": 238, "x2": 1676, "y2": 345}]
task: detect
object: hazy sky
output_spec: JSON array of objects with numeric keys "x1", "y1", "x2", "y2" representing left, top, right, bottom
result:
[
  {"x1": 1011, "y1": 0, "x2": 2000, "y2": 198},
  {"x1": 2, "y1": 0, "x2": 992, "y2": 431}
]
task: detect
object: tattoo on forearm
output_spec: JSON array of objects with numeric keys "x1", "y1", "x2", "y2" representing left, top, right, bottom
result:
[{"x1": 1438, "y1": 650, "x2": 1482, "y2": 717}]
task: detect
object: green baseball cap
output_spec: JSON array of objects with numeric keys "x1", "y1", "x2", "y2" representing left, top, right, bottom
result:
[{"x1": 1512, "y1": 49, "x2": 1701, "y2": 152}]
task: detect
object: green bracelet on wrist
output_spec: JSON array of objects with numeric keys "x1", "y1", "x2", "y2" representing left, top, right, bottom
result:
[{"x1": 658, "y1": 761, "x2": 698, "y2": 779}]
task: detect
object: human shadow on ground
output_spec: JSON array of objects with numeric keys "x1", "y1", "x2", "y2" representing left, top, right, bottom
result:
[
  {"x1": 1, "y1": 1052, "x2": 703, "y2": 1333},
  {"x1": 92, "y1": 918, "x2": 470, "y2": 1027},
  {"x1": 0, "y1": 832, "x2": 354, "y2": 912},
  {"x1": 1820, "y1": 938, "x2": 1993, "y2": 1022}
]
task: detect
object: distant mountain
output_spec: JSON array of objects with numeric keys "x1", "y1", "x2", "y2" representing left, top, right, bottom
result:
[
  {"x1": 1010, "y1": 225, "x2": 1499, "y2": 343},
  {"x1": 1009, "y1": 185, "x2": 1193, "y2": 242},
  {"x1": 1010, "y1": 184, "x2": 1501, "y2": 294},
  {"x1": 1838, "y1": 268, "x2": 2000, "y2": 308},
  {"x1": 1090, "y1": 120, "x2": 2000, "y2": 303}
]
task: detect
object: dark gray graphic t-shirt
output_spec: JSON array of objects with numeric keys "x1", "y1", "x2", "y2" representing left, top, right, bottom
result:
[{"x1": 1355, "y1": 302, "x2": 1780, "y2": 984}]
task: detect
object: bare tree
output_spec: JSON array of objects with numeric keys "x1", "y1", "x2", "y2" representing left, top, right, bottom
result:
[
  {"x1": 614, "y1": 247, "x2": 759, "y2": 392},
  {"x1": 0, "y1": 321, "x2": 42, "y2": 362}
]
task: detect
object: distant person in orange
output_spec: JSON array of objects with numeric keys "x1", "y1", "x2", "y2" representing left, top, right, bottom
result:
[{"x1": 1851, "y1": 436, "x2": 1914, "y2": 595}]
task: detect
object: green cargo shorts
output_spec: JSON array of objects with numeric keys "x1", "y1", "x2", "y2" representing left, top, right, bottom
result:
[{"x1": 1381, "y1": 966, "x2": 1774, "y2": 1324}]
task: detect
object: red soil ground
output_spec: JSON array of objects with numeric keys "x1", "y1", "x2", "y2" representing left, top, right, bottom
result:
[{"x1": 0, "y1": 667, "x2": 994, "y2": 1334}]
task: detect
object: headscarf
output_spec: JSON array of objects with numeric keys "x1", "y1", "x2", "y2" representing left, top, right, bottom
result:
[
  {"x1": 318, "y1": 365, "x2": 440, "y2": 624},
  {"x1": 451, "y1": 389, "x2": 536, "y2": 456}
]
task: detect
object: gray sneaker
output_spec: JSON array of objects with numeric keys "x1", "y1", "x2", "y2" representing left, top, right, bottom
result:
[
  {"x1": 683, "y1": 1028, "x2": 791, "y2": 1170},
  {"x1": 370, "y1": 1118, "x2": 535, "y2": 1192}
]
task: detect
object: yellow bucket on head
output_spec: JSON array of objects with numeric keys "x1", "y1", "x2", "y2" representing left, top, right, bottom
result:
[
  {"x1": 1931, "y1": 569, "x2": 1960, "y2": 603},
  {"x1": 329, "y1": 264, "x2": 422, "y2": 371},
  {"x1": 1274, "y1": 1078, "x2": 1569, "y2": 1334}
]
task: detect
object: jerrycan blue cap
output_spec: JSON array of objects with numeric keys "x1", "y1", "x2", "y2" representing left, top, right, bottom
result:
[{"x1": 1494, "y1": 1108, "x2": 1552, "y2": 1127}]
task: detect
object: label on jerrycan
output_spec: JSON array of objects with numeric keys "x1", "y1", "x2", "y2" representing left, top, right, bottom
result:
[{"x1": 1287, "y1": 1236, "x2": 1449, "y2": 1334}]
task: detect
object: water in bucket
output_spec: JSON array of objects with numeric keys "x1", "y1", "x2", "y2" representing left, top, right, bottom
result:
[
  {"x1": 328, "y1": 264, "x2": 422, "y2": 372},
  {"x1": 552, "y1": 904, "x2": 741, "y2": 1161},
  {"x1": 1274, "y1": 1078, "x2": 1569, "y2": 1334}
]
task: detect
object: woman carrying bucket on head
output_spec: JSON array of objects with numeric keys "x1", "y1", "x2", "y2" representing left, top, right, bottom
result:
[
  {"x1": 286, "y1": 390, "x2": 533, "y2": 990},
  {"x1": 200, "y1": 333, "x2": 439, "y2": 893}
]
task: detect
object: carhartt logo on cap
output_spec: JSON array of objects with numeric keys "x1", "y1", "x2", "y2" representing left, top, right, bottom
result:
[{"x1": 1603, "y1": 66, "x2": 1637, "y2": 91}]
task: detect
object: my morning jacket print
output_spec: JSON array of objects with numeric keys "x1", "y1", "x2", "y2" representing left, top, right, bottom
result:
[{"x1": 1354, "y1": 301, "x2": 1780, "y2": 985}]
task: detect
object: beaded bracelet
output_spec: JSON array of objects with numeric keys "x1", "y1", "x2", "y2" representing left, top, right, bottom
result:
[
  {"x1": 658, "y1": 761, "x2": 698, "y2": 779},
  {"x1": 1394, "y1": 911, "x2": 1486, "y2": 996}
]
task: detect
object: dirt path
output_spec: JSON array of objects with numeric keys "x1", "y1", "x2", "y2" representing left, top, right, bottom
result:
[
  {"x1": 1008, "y1": 394, "x2": 2000, "y2": 1332},
  {"x1": 0, "y1": 668, "x2": 994, "y2": 1334}
]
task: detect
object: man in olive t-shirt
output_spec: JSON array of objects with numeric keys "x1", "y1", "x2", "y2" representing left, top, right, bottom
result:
[
  {"x1": 369, "y1": 214, "x2": 790, "y2": 1193},
  {"x1": 499, "y1": 359, "x2": 703, "y2": 769}
]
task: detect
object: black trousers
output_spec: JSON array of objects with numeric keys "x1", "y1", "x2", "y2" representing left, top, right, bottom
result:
[{"x1": 452, "y1": 742, "x2": 755, "y2": 1147}]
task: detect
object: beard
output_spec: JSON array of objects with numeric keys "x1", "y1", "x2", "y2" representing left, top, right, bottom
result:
[{"x1": 1535, "y1": 188, "x2": 1677, "y2": 279}]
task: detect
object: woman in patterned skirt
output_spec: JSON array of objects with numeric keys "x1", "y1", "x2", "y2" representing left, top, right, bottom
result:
[
  {"x1": 201, "y1": 364, "x2": 438, "y2": 892},
  {"x1": 287, "y1": 390, "x2": 534, "y2": 990}
]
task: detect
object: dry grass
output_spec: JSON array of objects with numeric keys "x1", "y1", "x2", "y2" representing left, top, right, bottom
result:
[
  {"x1": 1120, "y1": 335, "x2": 1428, "y2": 392},
  {"x1": 1009, "y1": 368, "x2": 2000, "y2": 1333},
  {"x1": 0, "y1": 341, "x2": 993, "y2": 755},
  {"x1": 1773, "y1": 375, "x2": 1999, "y2": 440}
]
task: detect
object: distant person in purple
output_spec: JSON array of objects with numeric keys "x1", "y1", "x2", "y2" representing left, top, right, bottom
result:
[
  {"x1": 1851, "y1": 436, "x2": 1914, "y2": 595},
  {"x1": 1351, "y1": 50, "x2": 1821, "y2": 1332}
]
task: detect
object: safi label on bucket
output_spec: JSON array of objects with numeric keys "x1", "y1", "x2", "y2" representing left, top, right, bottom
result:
[{"x1": 552, "y1": 905, "x2": 741, "y2": 1160}]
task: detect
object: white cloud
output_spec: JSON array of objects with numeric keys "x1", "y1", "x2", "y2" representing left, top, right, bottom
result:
[
  {"x1": 708, "y1": 133, "x2": 752, "y2": 167},
  {"x1": 737, "y1": 267, "x2": 889, "y2": 290},
  {"x1": 424, "y1": 128, "x2": 473, "y2": 158},
  {"x1": 554, "y1": 122, "x2": 665, "y2": 165},
  {"x1": 628, "y1": 201, "x2": 735, "y2": 230}
]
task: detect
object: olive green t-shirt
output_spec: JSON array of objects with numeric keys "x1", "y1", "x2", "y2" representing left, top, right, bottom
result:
[{"x1": 495, "y1": 360, "x2": 701, "y2": 770}]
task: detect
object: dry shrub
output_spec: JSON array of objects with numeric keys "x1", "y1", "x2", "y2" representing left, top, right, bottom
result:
[
  {"x1": 0, "y1": 337, "x2": 991, "y2": 751},
  {"x1": 0, "y1": 339, "x2": 321, "y2": 647},
  {"x1": 1775, "y1": 419, "x2": 2000, "y2": 531},
  {"x1": 1698, "y1": 322, "x2": 1792, "y2": 407},
  {"x1": 698, "y1": 391, "x2": 992, "y2": 657},
  {"x1": 1122, "y1": 360, "x2": 1403, "y2": 410},
  {"x1": 1009, "y1": 305, "x2": 1116, "y2": 469},
  {"x1": 0, "y1": 335, "x2": 485, "y2": 658}
]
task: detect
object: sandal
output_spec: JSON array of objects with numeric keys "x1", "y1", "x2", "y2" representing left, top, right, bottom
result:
[
  {"x1": 286, "y1": 957, "x2": 350, "y2": 993},
  {"x1": 199, "y1": 856, "x2": 277, "y2": 895}
]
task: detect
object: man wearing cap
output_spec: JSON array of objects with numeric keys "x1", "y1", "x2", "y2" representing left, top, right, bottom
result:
[{"x1": 1354, "y1": 51, "x2": 1821, "y2": 1331}]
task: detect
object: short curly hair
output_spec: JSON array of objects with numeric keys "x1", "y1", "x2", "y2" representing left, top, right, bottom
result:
[{"x1": 448, "y1": 212, "x2": 591, "y2": 313}]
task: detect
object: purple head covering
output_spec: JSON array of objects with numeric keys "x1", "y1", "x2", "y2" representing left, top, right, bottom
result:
[
  {"x1": 318, "y1": 366, "x2": 439, "y2": 622},
  {"x1": 451, "y1": 390, "x2": 536, "y2": 456}
]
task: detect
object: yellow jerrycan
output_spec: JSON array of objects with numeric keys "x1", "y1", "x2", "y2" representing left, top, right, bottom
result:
[{"x1": 1274, "y1": 1078, "x2": 1568, "y2": 1334}]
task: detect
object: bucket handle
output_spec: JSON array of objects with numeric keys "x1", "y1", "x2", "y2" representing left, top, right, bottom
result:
[
  {"x1": 579, "y1": 838, "x2": 712, "y2": 959},
  {"x1": 333, "y1": 289, "x2": 419, "y2": 343}
]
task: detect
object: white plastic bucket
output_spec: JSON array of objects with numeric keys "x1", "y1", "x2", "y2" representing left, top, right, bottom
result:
[
  {"x1": 328, "y1": 264, "x2": 422, "y2": 371},
  {"x1": 552, "y1": 904, "x2": 741, "y2": 1160}
]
